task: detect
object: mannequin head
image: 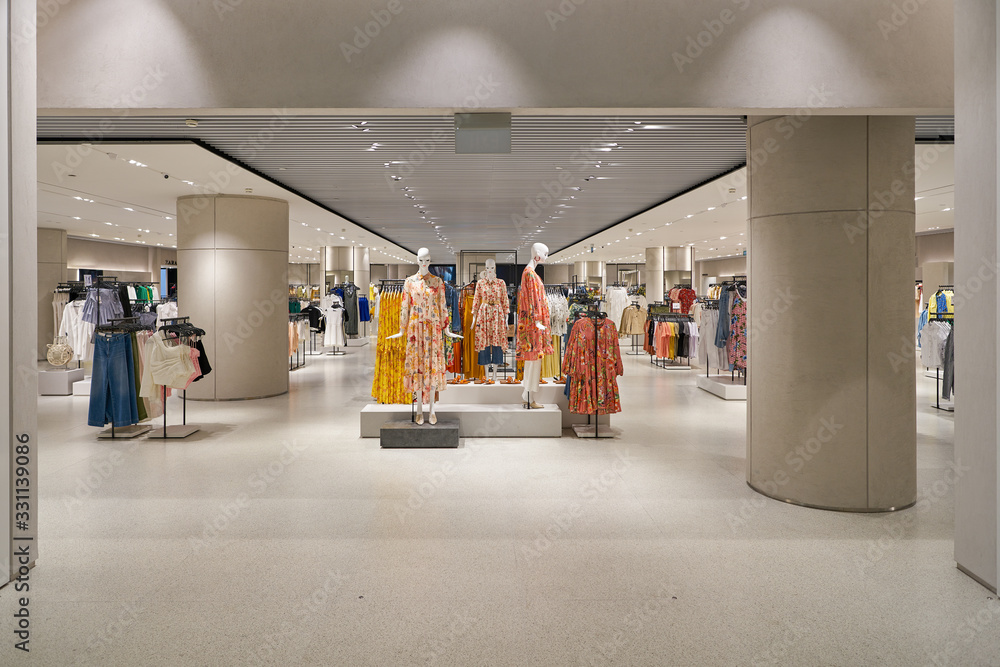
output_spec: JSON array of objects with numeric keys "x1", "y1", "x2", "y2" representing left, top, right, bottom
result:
[
  {"x1": 417, "y1": 247, "x2": 431, "y2": 275},
  {"x1": 531, "y1": 243, "x2": 549, "y2": 265},
  {"x1": 485, "y1": 258, "x2": 496, "y2": 278}
]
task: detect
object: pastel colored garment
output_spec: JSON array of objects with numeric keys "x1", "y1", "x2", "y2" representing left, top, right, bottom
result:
[
  {"x1": 516, "y1": 267, "x2": 554, "y2": 361},
  {"x1": 400, "y1": 273, "x2": 450, "y2": 403},
  {"x1": 472, "y1": 278, "x2": 509, "y2": 350}
]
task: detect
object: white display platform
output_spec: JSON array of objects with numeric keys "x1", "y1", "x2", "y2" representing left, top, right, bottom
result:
[
  {"x1": 696, "y1": 374, "x2": 747, "y2": 400},
  {"x1": 72, "y1": 378, "x2": 92, "y2": 396},
  {"x1": 436, "y1": 382, "x2": 609, "y2": 428},
  {"x1": 361, "y1": 403, "x2": 562, "y2": 438},
  {"x1": 38, "y1": 368, "x2": 85, "y2": 395}
]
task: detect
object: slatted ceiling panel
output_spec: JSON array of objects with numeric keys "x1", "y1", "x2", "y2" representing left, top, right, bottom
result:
[
  {"x1": 36, "y1": 114, "x2": 952, "y2": 257},
  {"x1": 915, "y1": 116, "x2": 955, "y2": 140}
]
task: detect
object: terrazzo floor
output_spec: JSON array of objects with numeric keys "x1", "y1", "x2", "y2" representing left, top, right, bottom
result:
[{"x1": 1, "y1": 340, "x2": 994, "y2": 666}]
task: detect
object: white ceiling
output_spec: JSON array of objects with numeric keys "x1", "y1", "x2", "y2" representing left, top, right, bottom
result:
[
  {"x1": 36, "y1": 127, "x2": 954, "y2": 269},
  {"x1": 37, "y1": 142, "x2": 416, "y2": 264},
  {"x1": 550, "y1": 144, "x2": 955, "y2": 266}
]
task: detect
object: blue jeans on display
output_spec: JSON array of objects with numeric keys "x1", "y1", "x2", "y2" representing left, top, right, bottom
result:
[
  {"x1": 477, "y1": 346, "x2": 504, "y2": 366},
  {"x1": 88, "y1": 333, "x2": 139, "y2": 428}
]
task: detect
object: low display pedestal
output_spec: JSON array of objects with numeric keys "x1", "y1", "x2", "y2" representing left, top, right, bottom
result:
[
  {"x1": 436, "y1": 382, "x2": 608, "y2": 429},
  {"x1": 696, "y1": 374, "x2": 747, "y2": 400},
  {"x1": 380, "y1": 420, "x2": 459, "y2": 448},
  {"x1": 38, "y1": 368, "x2": 85, "y2": 395},
  {"x1": 362, "y1": 403, "x2": 562, "y2": 438},
  {"x1": 73, "y1": 378, "x2": 91, "y2": 396}
]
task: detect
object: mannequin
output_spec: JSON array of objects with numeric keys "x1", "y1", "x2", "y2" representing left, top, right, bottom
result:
[
  {"x1": 387, "y1": 248, "x2": 461, "y2": 424},
  {"x1": 516, "y1": 243, "x2": 553, "y2": 408},
  {"x1": 471, "y1": 259, "x2": 509, "y2": 384}
]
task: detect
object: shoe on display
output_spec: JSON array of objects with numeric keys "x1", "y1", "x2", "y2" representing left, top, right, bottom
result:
[{"x1": 530, "y1": 401, "x2": 543, "y2": 409}]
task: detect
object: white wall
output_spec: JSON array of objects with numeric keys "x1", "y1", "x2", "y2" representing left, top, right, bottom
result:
[
  {"x1": 66, "y1": 237, "x2": 176, "y2": 280},
  {"x1": 916, "y1": 230, "x2": 955, "y2": 266},
  {"x1": 38, "y1": 0, "x2": 952, "y2": 113}
]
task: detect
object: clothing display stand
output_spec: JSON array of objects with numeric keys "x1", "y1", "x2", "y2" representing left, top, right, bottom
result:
[
  {"x1": 573, "y1": 310, "x2": 619, "y2": 439},
  {"x1": 928, "y1": 315, "x2": 955, "y2": 412},
  {"x1": 647, "y1": 313, "x2": 693, "y2": 371},
  {"x1": 289, "y1": 313, "x2": 308, "y2": 370},
  {"x1": 148, "y1": 317, "x2": 202, "y2": 439},
  {"x1": 95, "y1": 316, "x2": 153, "y2": 439}
]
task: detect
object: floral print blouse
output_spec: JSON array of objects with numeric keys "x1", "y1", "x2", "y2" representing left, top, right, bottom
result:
[
  {"x1": 516, "y1": 267, "x2": 554, "y2": 361},
  {"x1": 471, "y1": 278, "x2": 509, "y2": 350},
  {"x1": 399, "y1": 273, "x2": 450, "y2": 402},
  {"x1": 727, "y1": 295, "x2": 747, "y2": 371}
]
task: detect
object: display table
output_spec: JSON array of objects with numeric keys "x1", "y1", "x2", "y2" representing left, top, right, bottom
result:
[
  {"x1": 380, "y1": 420, "x2": 460, "y2": 448},
  {"x1": 696, "y1": 374, "x2": 747, "y2": 400},
  {"x1": 361, "y1": 403, "x2": 562, "y2": 438},
  {"x1": 38, "y1": 368, "x2": 85, "y2": 396},
  {"x1": 436, "y1": 382, "x2": 609, "y2": 428}
]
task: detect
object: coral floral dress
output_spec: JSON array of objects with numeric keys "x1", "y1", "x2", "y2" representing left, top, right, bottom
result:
[
  {"x1": 516, "y1": 267, "x2": 554, "y2": 361},
  {"x1": 400, "y1": 273, "x2": 450, "y2": 402}
]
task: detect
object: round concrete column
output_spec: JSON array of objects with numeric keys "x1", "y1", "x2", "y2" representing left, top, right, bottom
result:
[
  {"x1": 585, "y1": 261, "x2": 605, "y2": 291},
  {"x1": 645, "y1": 247, "x2": 664, "y2": 302},
  {"x1": 747, "y1": 116, "x2": 916, "y2": 511},
  {"x1": 177, "y1": 194, "x2": 289, "y2": 400},
  {"x1": 573, "y1": 261, "x2": 586, "y2": 284},
  {"x1": 664, "y1": 246, "x2": 692, "y2": 292}
]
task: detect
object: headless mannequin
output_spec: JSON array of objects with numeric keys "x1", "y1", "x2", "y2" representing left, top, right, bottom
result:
[
  {"x1": 472, "y1": 259, "x2": 501, "y2": 384},
  {"x1": 522, "y1": 243, "x2": 549, "y2": 408},
  {"x1": 387, "y1": 248, "x2": 461, "y2": 424}
]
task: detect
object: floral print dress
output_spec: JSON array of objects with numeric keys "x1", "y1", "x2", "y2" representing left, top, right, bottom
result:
[
  {"x1": 563, "y1": 316, "x2": 624, "y2": 414},
  {"x1": 727, "y1": 294, "x2": 747, "y2": 371},
  {"x1": 399, "y1": 273, "x2": 450, "y2": 402},
  {"x1": 471, "y1": 278, "x2": 509, "y2": 350},
  {"x1": 516, "y1": 267, "x2": 554, "y2": 361}
]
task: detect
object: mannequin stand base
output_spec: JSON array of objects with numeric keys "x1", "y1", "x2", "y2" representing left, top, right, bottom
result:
[
  {"x1": 931, "y1": 403, "x2": 955, "y2": 412},
  {"x1": 327, "y1": 349, "x2": 347, "y2": 356},
  {"x1": 98, "y1": 424, "x2": 151, "y2": 439},
  {"x1": 572, "y1": 424, "x2": 621, "y2": 439},
  {"x1": 380, "y1": 420, "x2": 459, "y2": 448},
  {"x1": 148, "y1": 425, "x2": 200, "y2": 439},
  {"x1": 696, "y1": 375, "x2": 747, "y2": 401}
]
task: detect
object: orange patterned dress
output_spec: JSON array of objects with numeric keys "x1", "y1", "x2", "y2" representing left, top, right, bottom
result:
[
  {"x1": 472, "y1": 278, "x2": 509, "y2": 350},
  {"x1": 516, "y1": 267, "x2": 554, "y2": 361},
  {"x1": 400, "y1": 273, "x2": 450, "y2": 402}
]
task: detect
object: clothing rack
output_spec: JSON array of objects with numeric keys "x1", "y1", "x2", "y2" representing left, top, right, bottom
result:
[
  {"x1": 576, "y1": 309, "x2": 614, "y2": 439},
  {"x1": 647, "y1": 313, "x2": 694, "y2": 370},
  {"x1": 928, "y1": 316, "x2": 955, "y2": 411},
  {"x1": 289, "y1": 312, "x2": 309, "y2": 369},
  {"x1": 93, "y1": 317, "x2": 156, "y2": 439},
  {"x1": 149, "y1": 317, "x2": 203, "y2": 439}
]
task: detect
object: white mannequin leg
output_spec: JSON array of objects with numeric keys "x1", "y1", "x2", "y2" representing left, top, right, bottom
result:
[
  {"x1": 522, "y1": 360, "x2": 541, "y2": 402},
  {"x1": 428, "y1": 393, "x2": 437, "y2": 424},
  {"x1": 414, "y1": 393, "x2": 424, "y2": 425}
]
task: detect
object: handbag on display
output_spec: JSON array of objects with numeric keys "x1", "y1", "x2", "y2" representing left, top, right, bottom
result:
[{"x1": 46, "y1": 335, "x2": 74, "y2": 367}]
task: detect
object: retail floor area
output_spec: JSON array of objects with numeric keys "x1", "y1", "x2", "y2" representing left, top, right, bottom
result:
[{"x1": 2, "y1": 342, "x2": 993, "y2": 666}]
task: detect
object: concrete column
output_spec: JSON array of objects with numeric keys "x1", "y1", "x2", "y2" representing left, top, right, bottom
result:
[
  {"x1": 954, "y1": 0, "x2": 998, "y2": 592},
  {"x1": 354, "y1": 246, "x2": 371, "y2": 295},
  {"x1": 573, "y1": 261, "x2": 586, "y2": 284},
  {"x1": 3, "y1": 0, "x2": 38, "y2": 581},
  {"x1": 585, "y1": 261, "x2": 604, "y2": 291},
  {"x1": 664, "y1": 246, "x2": 693, "y2": 292},
  {"x1": 177, "y1": 195, "x2": 289, "y2": 400},
  {"x1": 747, "y1": 115, "x2": 916, "y2": 512},
  {"x1": 645, "y1": 247, "x2": 664, "y2": 302},
  {"x1": 37, "y1": 228, "x2": 68, "y2": 359}
]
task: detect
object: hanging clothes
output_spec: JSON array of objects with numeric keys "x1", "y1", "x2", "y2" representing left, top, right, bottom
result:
[
  {"x1": 921, "y1": 321, "x2": 952, "y2": 368},
  {"x1": 727, "y1": 293, "x2": 748, "y2": 371},
  {"x1": 358, "y1": 296, "x2": 371, "y2": 323},
  {"x1": 81, "y1": 287, "x2": 125, "y2": 326},
  {"x1": 399, "y1": 273, "x2": 450, "y2": 402},
  {"x1": 471, "y1": 277, "x2": 509, "y2": 350},
  {"x1": 59, "y1": 300, "x2": 95, "y2": 362},
  {"x1": 516, "y1": 267, "x2": 554, "y2": 361},
  {"x1": 619, "y1": 304, "x2": 647, "y2": 336},
  {"x1": 460, "y1": 286, "x2": 485, "y2": 380},
  {"x1": 321, "y1": 295, "x2": 347, "y2": 348},
  {"x1": 343, "y1": 284, "x2": 360, "y2": 336},
  {"x1": 372, "y1": 288, "x2": 408, "y2": 404},
  {"x1": 563, "y1": 316, "x2": 624, "y2": 415},
  {"x1": 604, "y1": 287, "x2": 630, "y2": 334},
  {"x1": 444, "y1": 283, "x2": 462, "y2": 334},
  {"x1": 547, "y1": 292, "x2": 570, "y2": 337},
  {"x1": 156, "y1": 301, "x2": 178, "y2": 328}
]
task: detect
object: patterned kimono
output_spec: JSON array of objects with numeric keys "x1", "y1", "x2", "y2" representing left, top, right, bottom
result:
[
  {"x1": 516, "y1": 267, "x2": 554, "y2": 361},
  {"x1": 400, "y1": 273, "x2": 450, "y2": 402},
  {"x1": 727, "y1": 295, "x2": 747, "y2": 371},
  {"x1": 563, "y1": 317, "x2": 624, "y2": 415}
]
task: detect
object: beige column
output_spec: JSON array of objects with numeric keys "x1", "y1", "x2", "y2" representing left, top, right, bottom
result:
[
  {"x1": 37, "y1": 228, "x2": 68, "y2": 359},
  {"x1": 645, "y1": 247, "x2": 664, "y2": 302},
  {"x1": 954, "y1": 0, "x2": 998, "y2": 592},
  {"x1": 664, "y1": 246, "x2": 692, "y2": 292},
  {"x1": 585, "y1": 261, "x2": 604, "y2": 291},
  {"x1": 573, "y1": 261, "x2": 586, "y2": 285},
  {"x1": 177, "y1": 195, "x2": 289, "y2": 400},
  {"x1": 747, "y1": 115, "x2": 916, "y2": 511}
]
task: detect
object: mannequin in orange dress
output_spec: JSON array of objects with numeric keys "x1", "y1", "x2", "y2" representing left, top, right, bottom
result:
[{"x1": 516, "y1": 243, "x2": 553, "y2": 409}]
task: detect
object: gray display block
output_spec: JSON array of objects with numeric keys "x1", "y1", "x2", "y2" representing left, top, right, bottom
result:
[{"x1": 380, "y1": 421, "x2": 460, "y2": 449}]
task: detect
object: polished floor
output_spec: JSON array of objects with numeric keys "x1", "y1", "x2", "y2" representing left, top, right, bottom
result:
[{"x1": 2, "y1": 340, "x2": 994, "y2": 666}]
